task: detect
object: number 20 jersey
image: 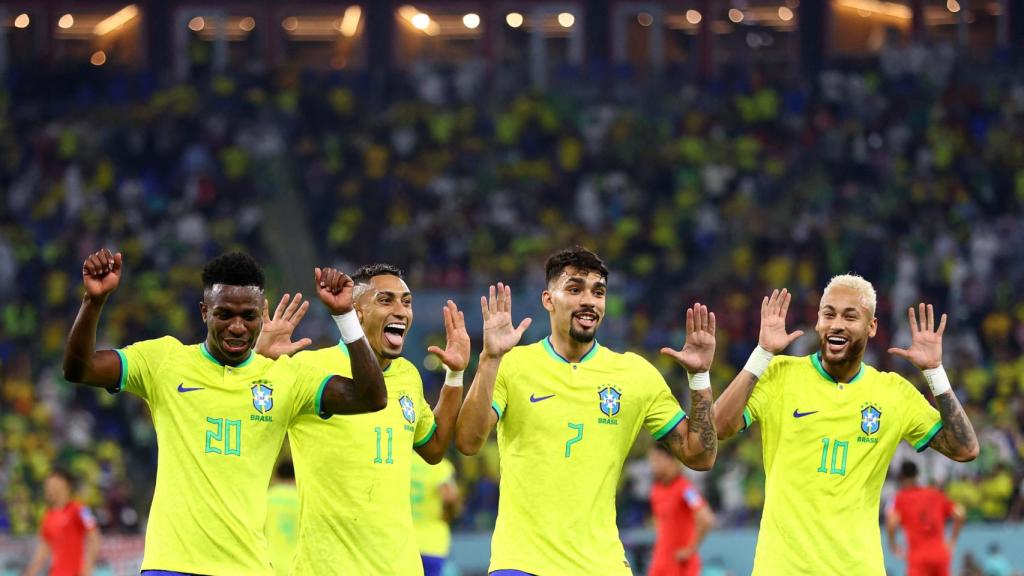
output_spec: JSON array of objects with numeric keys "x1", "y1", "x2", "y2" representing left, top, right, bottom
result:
[
  {"x1": 743, "y1": 354, "x2": 942, "y2": 575},
  {"x1": 489, "y1": 338, "x2": 686, "y2": 576}
]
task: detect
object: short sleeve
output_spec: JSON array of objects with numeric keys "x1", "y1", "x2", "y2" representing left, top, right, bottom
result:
[
  {"x1": 491, "y1": 358, "x2": 511, "y2": 421},
  {"x1": 283, "y1": 357, "x2": 337, "y2": 422},
  {"x1": 897, "y1": 377, "x2": 942, "y2": 452},
  {"x1": 414, "y1": 380, "x2": 437, "y2": 448},
  {"x1": 114, "y1": 336, "x2": 179, "y2": 399},
  {"x1": 78, "y1": 505, "x2": 97, "y2": 530},
  {"x1": 637, "y1": 357, "x2": 685, "y2": 441},
  {"x1": 743, "y1": 356, "x2": 781, "y2": 430},
  {"x1": 681, "y1": 484, "x2": 705, "y2": 510}
]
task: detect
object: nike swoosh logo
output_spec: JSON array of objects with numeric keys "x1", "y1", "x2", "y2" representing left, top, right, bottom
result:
[
  {"x1": 177, "y1": 383, "x2": 204, "y2": 393},
  {"x1": 530, "y1": 393, "x2": 556, "y2": 403},
  {"x1": 793, "y1": 409, "x2": 819, "y2": 418}
]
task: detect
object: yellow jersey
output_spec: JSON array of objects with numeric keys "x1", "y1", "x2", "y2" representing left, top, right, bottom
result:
[
  {"x1": 743, "y1": 353, "x2": 943, "y2": 575},
  {"x1": 265, "y1": 482, "x2": 299, "y2": 576},
  {"x1": 411, "y1": 456, "x2": 456, "y2": 558},
  {"x1": 489, "y1": 338, "x2": 686, "y2": 575},
  {"x1": 288, "y1": 342, "x2": 436, "y2": 575},
  {"x1": 114, "y1": 337, "x2": 334, "y2": 575}
]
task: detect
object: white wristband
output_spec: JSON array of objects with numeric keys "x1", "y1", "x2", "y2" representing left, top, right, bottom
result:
[
  {"x1": 922, "y1": 365, "x2": 951, "y2": 396},
  {"x1": 444, "y1": 369, "x2": 465, "y2": 388},
  {"x1": 332, "y1": 310, "x2": 364, "y2": 344},
  {"x1": 743, "y1": 346, "x2": 774, "y2": 378},
  {"x1": 687, "y1": 371, "x2": 711, "y2": 391}
]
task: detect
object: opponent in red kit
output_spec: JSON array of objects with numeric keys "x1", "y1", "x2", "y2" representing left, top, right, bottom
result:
[
  {"x1": 886, "y1": 461, "x2": 965, "y2": 576},
  {"x1": 23, "y1": 469, "x2": 100, "y2": 576},
  {"x1": 647, "y1": 443, "x2": 716, "y2": 576}
]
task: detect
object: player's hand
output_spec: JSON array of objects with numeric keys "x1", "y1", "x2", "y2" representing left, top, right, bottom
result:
[
  {"x1": 758, "y1": 288, "x2": 804, "y2": 354},
  {"x1": 661, "y1": 303, "x2": 716, "y2": 373},
  {"x1": 480, "y1": 283, "x2": 531, "y2": 360},
  {"x1": 676, "y1": 545, "x2": 696, "y2": 561},
  {"x1": 314, "y1": 267, "x2": 356, "y2": 315},
  {"x1": 254, "y1": 294, "x2": 313, "y2": 359},
  {"x1": 82, "y1": 248, "x2": 123, "y2": 302},
  {"x1": 888, "y1": 303, "x2": 946, "y2": 370},
  {"x1": 427, "y1": 300, "x2": 471, "y2": 371}
]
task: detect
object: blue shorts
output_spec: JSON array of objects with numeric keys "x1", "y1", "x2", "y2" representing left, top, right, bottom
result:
[{"x1": 422, "y1": 555, "x2": 446, "y2": 576}]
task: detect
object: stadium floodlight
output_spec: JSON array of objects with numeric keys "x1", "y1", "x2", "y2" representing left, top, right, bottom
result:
[
  {"x1": 946, "y1": 0, "x2": 960, "y2": 12},
  {"x1": 506, "y1": 12, "x2": 524, "y2": 28},
  {"x1": 463, "y1": 13, "x2": 481, "y2": 29},
  {"x1": 94, "y1": 5, "x2": 139, "y2": 36},
  {"x1": 778, "y1": 6, "x2": 794, "y2": 21},
  {"x1": 239, "y1": 17, "x2": 255, "y2": 32},
  {"x1": 58, "y1": 14, "x2": 74, "y2": 29},
  {"x1": 14, "y1": 13, "x2": 30, "y2": 29},
  {"x1": 282, "y1": 16, "x2": 298, "y2": 31},
  {"x1": 339, "y1": 6, "x2": 361, "y2": 37},
  {"x1": 188, "y1": 16, "x2": 205, "y2": 31},
  {"x1": 558, "y1": 12, "x2": 575, "y2": 27},
  {"x1": 411, "y1": 12, "x2": 430, "y2": 30},
  {"x1": 637, "y1": 12, "x2": 654, "y2": 27},
  {"x1": 685, "y1": 9, "x2": 702, "y2": 24},
  {"x1": 728, "y1": 8, "x2": 744, "y2": 23},
  {"x1": 90, "y1": 51, "x2": 107, "y2": 66}
]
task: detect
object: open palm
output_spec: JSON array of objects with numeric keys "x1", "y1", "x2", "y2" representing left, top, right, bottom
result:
[
  {"x1": 480, "y1": 283, "x2": 532, "y2": 359},
  {"x1": 254, "y1": 294, "x2": 312, "y2": 359},
  {"x1": 428, "y1": 300, "x2": 471, "y2": 371},
  {"x1": 759, "y1": 288, "x2": 804, "y2": 353},
  {"x1": 661, "y1": 303, "x2": 716, "y2": 373},
  {"x1": 888, "y1": 303, "x2": 945, "y2": 370}
]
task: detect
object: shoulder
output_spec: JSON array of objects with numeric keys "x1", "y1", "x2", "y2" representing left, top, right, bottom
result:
[
  {"x1": 499, "y1": 341, "x2": 544, "y2": 369},
  {"x1": 390, "y1": 357, "x2": 424, "y2": 385},
  {"x1": 866, "y1": 366, "x2": 922, "y2": 397},
  {"x1": 126, "y1": 335, "x2": 184, "y2": 351}
]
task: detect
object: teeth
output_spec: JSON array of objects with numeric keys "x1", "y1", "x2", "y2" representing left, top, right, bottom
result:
[{"x1": 386, "y1": 323, "x2": 406, "y2": 330}]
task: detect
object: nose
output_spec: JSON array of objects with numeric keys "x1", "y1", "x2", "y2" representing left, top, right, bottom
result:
[{"x1": 228, "y1": 317, "x2": 247, "y2": 335}]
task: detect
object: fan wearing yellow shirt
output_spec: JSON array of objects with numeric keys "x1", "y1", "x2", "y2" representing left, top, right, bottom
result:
[
  {"x1": 456, "y1": 246, "x2": 719, "y2": 576},
  {"x1": 62, "y1": 249, "x2": 387, "y2": 576},
  {"x1": 256, "y1": 263, "x2": 470, "y2": 575},
  {"x1": 411, "y1": 457, "x2": 461, "y2": 576},
  {"x1": 714, "y1": 275, "x2": 980, "y2": 575}
]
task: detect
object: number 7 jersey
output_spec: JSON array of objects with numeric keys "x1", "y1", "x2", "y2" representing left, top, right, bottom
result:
[
  {"x1": 489, "y1": 338, "x2": 686, "y2": 576},
  {"x1": 743, "y1": 354, "x2": 942, "y2": 575}
]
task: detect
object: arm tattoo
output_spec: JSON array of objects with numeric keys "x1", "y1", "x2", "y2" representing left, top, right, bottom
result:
[
  {"x1": 659, "y1": 389, "x2": 717, "y2": 464},
  {"x1": 689, "y1": 391, "x2": 717, "y2": 452},
  {"x1": 929, "y1": 392, "x2": 978, "y2": 461}
]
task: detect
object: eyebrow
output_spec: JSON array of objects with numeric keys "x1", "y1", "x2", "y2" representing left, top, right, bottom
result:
[
  {"x1": 821, "y1": 305, "x2": 860, "y2": 314},
  {"x1": 564, "y1": 277, "x2": 607, "y2": 289},
  {"x1": 375, "y1": 291, "x2": 412, "y2": 298}
]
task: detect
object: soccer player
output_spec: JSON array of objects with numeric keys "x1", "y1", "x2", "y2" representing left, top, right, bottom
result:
[
  {"x1": 887, "y1": 460, "x2": 964, "y2": 576},
  {"x1": 647, "y1": 444, "x2": 716, "y2": 576},
  {"x1": 456, "y1": 246, "x2": 718, "y2": 575},
  {"x1": 265, "y1": 460, "x2": 299, "y2": 576},
  {"x1": 713, "y1": 276, "x2": 980, "y2": 575},
  {"x1": 22, "y1": 468, "x2": 100, "y2": 576},
  {"x1": 255, "y1": 263, "x2": 469, "y2": 575},
  {"x1": 411, "y1": 456, "x2": 461, "y2": 576},
  {"x1": 62, "y1": 249, "x2": 387, "y2": 575}
]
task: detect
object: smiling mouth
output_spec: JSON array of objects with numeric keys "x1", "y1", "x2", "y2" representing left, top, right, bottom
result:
[
  {"x1": 573, "y1": 311, "x2": 599, "y2": 329},
  {"x1": 825, "y1": 334, "x2": 848, "y2": 353},
  {"x1": 383, "y1": 322, "x2": 407, "y2": 347},
  {"x1": 222, "y1": 338, "x2": 250, "y2": 353}
]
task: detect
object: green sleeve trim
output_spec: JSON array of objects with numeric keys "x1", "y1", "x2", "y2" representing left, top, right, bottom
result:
[
  {"x1": 112, "y1": 349, "x2": 128, "y2": 394},
  {"x1": 491, "y1": 400, "x2": 503, "y2": 420},
  {"x1": 653, "y1": 411, "x2": 686, "y2": 441},
  {"x1": 914, "y1": 421, "x2": 944, "y2": 452},
  {"x1": 315, "y1": 375, "x2": 334, "y2": 420},
  {"x1": 414, "y1": 422, "x2": 437, "y2": 447},
  {"x1": 741, "y1": 407, "x2": 753, "y2": 431}
]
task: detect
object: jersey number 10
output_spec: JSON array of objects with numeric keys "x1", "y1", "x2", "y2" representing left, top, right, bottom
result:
[{"x1": 817, "y1": 437, "x2": 848, "y2": 476}]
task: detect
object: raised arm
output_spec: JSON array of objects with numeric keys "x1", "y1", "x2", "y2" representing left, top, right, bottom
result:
[
  {"x1": 713, "y1": 289, "x2": 803, "y2": 440},
  {"x1": 455, "y1": 283, "x2": 531, "y2": 455},
  {"x1": 416, "y1": 300, "x2": 471, "y2": 464},
  {"x1": 314, "y1": 267, "x2": 388, "y2": 414},
  {"x1": 658, "y1": 303, "x2": 718, "y2": 471},
  {"x1": 888, "y1": 303, "x2": 978, "y2": 462},
  {"x1": 62, "y1": 249, "x2": 125, "y2": 389}
]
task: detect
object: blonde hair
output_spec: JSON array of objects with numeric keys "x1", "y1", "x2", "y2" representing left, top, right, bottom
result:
[{"x1": 823, "y1": 274, "x2": 877, "y2": 318}]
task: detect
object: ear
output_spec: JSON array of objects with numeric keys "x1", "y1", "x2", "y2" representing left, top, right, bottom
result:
[
  {"x1": 541, "y1": 289, "x2": 554, "y2": 313},
  {"x1": 200, "y1": 300, "x2": 209, "y2": 323},
  {"x1": 868, "y1": 317, "x2": 878, "y2": 338}
]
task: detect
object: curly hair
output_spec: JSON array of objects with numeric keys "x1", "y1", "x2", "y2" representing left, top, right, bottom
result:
[
  {"x1": 352, "y1": 263, "x2": 404, "y2": 285},
  {"x1": 201, "y1": 252, "x2": 265, "y2": 290},
  {"x1": 544, "y1": 246, "x2": 609, "y2": 286}
]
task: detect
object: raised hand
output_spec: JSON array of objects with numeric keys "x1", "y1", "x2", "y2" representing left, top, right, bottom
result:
[
  {"x1": 254, "y1": 293, "x2": 313, "y2": 359},
  {"x1": 661, "y1": 303, "x2": 716, "y2": 373},
  {"x1": 888, "y1": 303, "x2": 946, "y2": 370},
  {"x1": 759, "y1": 288, "x2": 804, "y2": 354},
  {"x1": 314, "y1": 267, "x2": 356, "y2": 315},
  {"x1": 480, "y1": 283, "x2": 532, "y2": 360},
  {"x1": 427, "y1": 300, "x2": 471, "y2": 371},
  {"x1": 82, "y1": 248, "x2": 123, "y2": 302}
]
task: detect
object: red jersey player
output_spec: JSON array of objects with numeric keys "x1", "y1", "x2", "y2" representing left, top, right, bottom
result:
[
  {"x1": 23, "y1": 469, "x2": 100, "y2": 576},
  {"x1": 886, "y1": 461, "x2": 965, "y2": 576},
  {"x1": 647, "y1": 444, "x2": 716, "y2": 576}
]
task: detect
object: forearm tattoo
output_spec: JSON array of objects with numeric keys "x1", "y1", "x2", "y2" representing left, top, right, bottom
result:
[
  {"x1": 689, "y1": 390, "x2": 717, "y2": 452},
  {"x1": 929, "y1": 392, "x2": 978, "y2": 460}
]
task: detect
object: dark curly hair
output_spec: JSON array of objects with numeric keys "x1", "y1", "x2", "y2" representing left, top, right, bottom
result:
[
  {"x1": 202, "y1": 252, "x2": 265, "y2": 290},
  {"x1": 352, "y1": 263, "x2": 404, "y2": 285},
  {"x1": 544, "y1": 246, "x2": 609, "y2": 286}
]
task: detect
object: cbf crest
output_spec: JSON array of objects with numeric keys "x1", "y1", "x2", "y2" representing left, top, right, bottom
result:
[
  {"x1": 252, "y1": 381, "x2": 274, "y2": 414},
  {"x1": 860, "y1": 404, "x2": 881, "y2": 436},
  {"x1": 399, "y1": 395, "x2": 416, "y2": 423},
  {"x1": 598, "y1": 386, "x2": 622, "y2": 417}
]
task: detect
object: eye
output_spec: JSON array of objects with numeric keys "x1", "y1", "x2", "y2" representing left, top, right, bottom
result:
[
  {"x1": 567, "y1": 286, "x2": 580, "y2": 294},
  {"x1": 822, "y1": 311, "x2": 835, "y2": 318},
  {"x1": 594, "y1": 290, "x2": 606, "y2": 297}
]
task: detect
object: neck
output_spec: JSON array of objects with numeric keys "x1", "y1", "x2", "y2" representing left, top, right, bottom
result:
[
  {"x1": 549, "y1": 327, "x2": 595, "y2": 363},
  {"x1": 50, "y1": 496, "x2": 70, "y2": 509},
  {"x1": 657, "y1": 470, "x2": 681, "y2": 484},
  {"x1": 820, "y1": 353, "x2": 862, "y2": 383},
  {"x1": 374, "y1": 351, "x2": 392, "y2": 372}
]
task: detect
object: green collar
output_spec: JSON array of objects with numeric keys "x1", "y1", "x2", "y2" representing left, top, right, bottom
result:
[
  {"x1": 542, "y1": 336, "x2": 599, "y2": 364},
  {"x1": 200, "y1": 342, "x2": 254, "y2": 368},
  {"x1": 810, "y1": 352, "x2": 864, "y2": 385},
  {"x1": 338, "y1": 339, "x2": 391, "y2": 372}
]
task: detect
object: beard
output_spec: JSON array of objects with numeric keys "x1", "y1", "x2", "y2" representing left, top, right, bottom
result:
[
  {"x1": 819, "y1": 333, "x2": 867, "y2": 366},
  {"x1": 569, "y1": 324, "x2": 597, "y2": 343}
]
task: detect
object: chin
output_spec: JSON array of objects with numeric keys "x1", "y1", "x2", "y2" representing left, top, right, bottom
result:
[
  {"x1": 569, "y1": 328, "x2": 597, "y2": 344},
  {"x1": 382, "y1": 348, "x2": 403, "y2": 359}
]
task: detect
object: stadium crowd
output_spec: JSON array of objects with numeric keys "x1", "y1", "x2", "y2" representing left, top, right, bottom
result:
[{"x1": 1, "y1": 50, "x2": 1022, "y2": 538}]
